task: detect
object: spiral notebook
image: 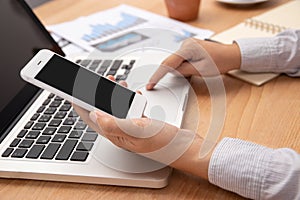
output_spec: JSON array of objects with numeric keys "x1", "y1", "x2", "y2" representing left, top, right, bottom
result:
[{"x1": 211, "y1": 0, "x2": 300, "y2": 86}]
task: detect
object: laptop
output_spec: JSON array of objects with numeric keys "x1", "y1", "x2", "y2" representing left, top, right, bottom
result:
[{"x1": 0, "y1": 0, "x2": 190, "y2": 188}]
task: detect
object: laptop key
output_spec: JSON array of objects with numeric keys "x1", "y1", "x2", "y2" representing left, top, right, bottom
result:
[
  {"x1": 124, "y1": 69, "x2": 131, "y2": 75},
  {"x1": 110, "y1": 60, "x2": 122, "y2": 70},
  {"x1": 54, "y1": 96, "x2": 64, "y2": 101},
  {"x1": 89, "y1": 65, "x2": 98, "y2": 71},
  {"x1": 59, "y1": 104, "x2": 71, "y2": 111},
  {"x1": 116, "y1": 74, "x2": 127, "y2": 81},
  {"x1": 98, "y1": 60, "x2": 112, "y2": 73},
  {"x1": 38, "y1": 115, "x2": 51, "y2": 122},
  {"x1": 122, "y1": 64, "x2": 133, "y2": 70},
  {"x1": 63, "y1": 118, "x2": 76, "y2": 125},
  {"x1": 106, "y1": 69, "x2": 116, "y2": 76},
  {"x1": 86, "y1": 127, "x2": 95, "y2": 132},
  {"x1": 76, "y1": 142, "x2": 94, "y2": 151},
  {"x1": 42, "y1": 98, "x2": 51, "y2": 106},
  {"x1": 89, "y1": 60, "x2": 101, "y2": 71},
  {"x1": 49, "y1": 100, "x2": 61, "y2": 107},
  {"x1": 25, "y1": 131, "x2": 40, "y2": 139},
  {"x1": 79, "y1": 59, "x2": 91, "y2": 67},
  {"x1": 64, "y1": 101, "x2": 71, "y2": 105},
  {"x1": 97, "y1": 67, "x2": 107, "y2": 75},
  {"x1": 91, "y1": 59, "x2": 101, "y2": 65},
  {"x1": 121, "y1": 64, "x2": 128, "y2": 69},
  {"x1": 44, "y1": 107, "x2": 57, "y2": 115},
  {"x1": 74, "y1": 121, "x2": 87, "y2": 130},
  {"x1": 57, "y1": 126, "x2": 72, "y2": 134},
  {"x1": 37, "y1": 106, "x2": 46, "y2": 113},
  {"x1": 129, "y1": 60, "x2": 136, "y2": 66},
  {"x1": 69, "y1": 131, "x2": 83, "y2": 139},
  {"x1": 54, "y1": 111, "x2": 67, "y2": 119},
  {"x1": 17, "y1": 130, "x2": 28, "y2": 138},
  {"x1": 68, "y1": 110, "x2": 78, "y2": 117},
  {"x1": 52, "y1": 134, "x2": 66, "y2": 143},
  {"x1": 11, "y1": 148, "x2": 28, "y2": 158},
  {"x1": 30, "y1": 113, "x2": 40, "y2": 121},
  {"x1": 2, "y1": 148, "x2": 14, "y2": 157},
  {"x1": 36, "y1": 136, "x2": 51, "y2": 144},
  {"x1": 48, "y1": 93, "x2": 55, "y2": 99},
  {"x1": 41, "y1": 143, "x2": 61, "y2": 159},
  {"x1": 24, "y1": 121, "x2": 34, "y2": 129},
  {"x1": 19, "y1": 139, "x2": 34, "y2": 148},
  {"x1": 10, "y1": 138, "x2": 21, "y2": 147},
  {"x1": 43, "y1": 127, "x2": 57, "y2": 135},
  {"x1": 82, "y1": 133, "x2": 98, "y2": 142},
  {"x1": 55, "y1": 140, "x2": 78, "y2": 160},
  {"x1": 70, "y1": 151, "x2": 89, "y2": 162},
  {"x1": 32, "y1": 122, "x2": 46, "y2": 130},
  {"x1": 48, "y1": 119, "x2": 62, "y2": 127},
  {"x1": 26, "y1": 145, "x2": 45, "y2": 159}
]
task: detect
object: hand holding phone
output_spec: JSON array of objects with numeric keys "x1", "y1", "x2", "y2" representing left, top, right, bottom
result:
[{"x1": 20, "y1": 49, "x2": 147, "y2": 118}]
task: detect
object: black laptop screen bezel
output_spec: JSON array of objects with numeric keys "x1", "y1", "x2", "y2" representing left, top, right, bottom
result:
[{"x1": 0, "y1": 0, "x2": 64, "y2": 142}]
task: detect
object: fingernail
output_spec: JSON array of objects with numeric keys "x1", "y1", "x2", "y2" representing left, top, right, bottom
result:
[
  {"x1": 146, "y1": 83, "x2": 154, "y2": 90},
  {"x1": 89, "y1": 111, "x2": 98, "y2": 124}
]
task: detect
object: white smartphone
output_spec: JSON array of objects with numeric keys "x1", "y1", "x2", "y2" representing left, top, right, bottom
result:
[{"x1": 20, "y1": 49, "x2": 147, "y2": 119}]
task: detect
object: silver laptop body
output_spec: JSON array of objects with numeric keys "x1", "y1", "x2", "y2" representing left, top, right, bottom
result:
[{"x1": 0, "y1": 0, "x2": 189, "y2": 188}]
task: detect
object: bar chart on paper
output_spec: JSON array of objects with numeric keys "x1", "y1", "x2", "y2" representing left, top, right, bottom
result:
[
  {"x1": 48, "y1": 5, "x2": 214, "y2": 52},
  {"x1": 47, "y1": 7, "x2": 150, "y2": 51},
  {"x1": 82, "y1": 13, "x2": 147, "y2": 43}
]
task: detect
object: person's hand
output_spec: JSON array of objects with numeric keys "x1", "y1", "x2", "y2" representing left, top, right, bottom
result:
[
  {"x1": 74, "y1": 105, "x2": 180, "y2": 154},
  {"x1": 72, "y1": 76, "x2": 181, "y2": 153},
  {"x1": 73, "y1": 104, "x2": 210, "y2": 179},
  {"x1": 72, "y1": 75, "x2": 212, "y2": 179},
  {"x1": 146, "y1": 38, "x2": 241, "y2": 90}
]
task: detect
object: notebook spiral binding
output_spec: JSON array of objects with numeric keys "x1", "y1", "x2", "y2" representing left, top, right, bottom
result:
[{"x1": 244, "y1": 18, "x2": 287, "y2": 34}]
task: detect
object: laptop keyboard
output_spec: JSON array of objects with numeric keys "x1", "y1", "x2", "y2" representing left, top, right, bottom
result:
[
  {"x1": 75, "y1": 58, "x2": 135, "y2": 82},
  {"x1": 1, "y1": 58, "x2": 135, "y2": 162}
]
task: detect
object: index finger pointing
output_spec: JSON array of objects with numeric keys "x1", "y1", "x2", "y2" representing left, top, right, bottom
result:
[{"x1": 146, "y1": 54, "x2": 185, "y2": 90}]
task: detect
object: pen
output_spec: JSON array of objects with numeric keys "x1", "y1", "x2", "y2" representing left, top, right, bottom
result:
[{"x1": 204, "y1": 38, "x2": 222, "y2": 43}]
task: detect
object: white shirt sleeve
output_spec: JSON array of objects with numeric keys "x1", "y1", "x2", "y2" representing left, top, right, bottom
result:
[
  {"x1": 235, "y1": 29, "x2": 300, "y2": 77},
  {"x1": 208, "y1": 137, "x2": 300, "y2": 199}
]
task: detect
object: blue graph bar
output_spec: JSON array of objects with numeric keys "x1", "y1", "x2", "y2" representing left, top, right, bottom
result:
[
  {"x1": 82, "y1": 13, "x2": 147, "y2": 42},
  {"x1": 174, "y1": 29, "x2": 196, "y2": 42}
]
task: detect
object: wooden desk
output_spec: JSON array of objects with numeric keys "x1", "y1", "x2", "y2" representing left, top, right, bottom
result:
[{"x1": 1, "y1": 0, "x2": 299, "y2": 199}]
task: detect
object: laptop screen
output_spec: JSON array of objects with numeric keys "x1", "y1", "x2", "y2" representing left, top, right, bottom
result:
[{"x1": 0, "y1": 0, "x2": 64, "y2": 142}]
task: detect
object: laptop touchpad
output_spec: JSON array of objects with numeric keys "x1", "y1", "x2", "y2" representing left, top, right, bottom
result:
[{"x1": 138, "y1": 84, "x2": 180, "y2": 124}]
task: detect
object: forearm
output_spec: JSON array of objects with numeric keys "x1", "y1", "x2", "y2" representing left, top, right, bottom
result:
[
  {"x1": 170, "y1": 134, "x2": 211, "y2": 180},
  {"x1": 208, "y1": 137, "x2": 300, "y2": 199},
  {"x1": 163, "y1": 132, "x2": 300, "y2": 199},
  {"x1": 198, "y1": 39, "x2": 241, "y2": 74},
  {"x1": 236, "y1": 29, "x2": 300, "y2": 76}
]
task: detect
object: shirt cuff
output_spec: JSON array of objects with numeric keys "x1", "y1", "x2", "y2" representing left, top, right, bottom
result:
[
  {"x1": 208, "y1": 137, "x2": 273, "y2": 199},
  {"x1": 235, "y1": 29, "x2": 300, "y2": 76},
  {"x1": 235, "y1": 37, "x2": 277, "y2": 73}
]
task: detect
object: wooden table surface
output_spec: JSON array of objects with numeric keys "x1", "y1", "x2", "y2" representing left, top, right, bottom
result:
[{"x1": 1, "y1": 0, "x2": 299, "y2": 199}]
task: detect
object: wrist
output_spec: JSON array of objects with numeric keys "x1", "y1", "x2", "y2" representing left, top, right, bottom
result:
[
  {"x1": 170, "y1": 134, "x2": 213, "y2": 180},
  {"x1": 222, "y1": 42, "x2": 241, "y2": 72},
  {"x1": 201, "y1": 40, "x2": 241, "y2": 74}
]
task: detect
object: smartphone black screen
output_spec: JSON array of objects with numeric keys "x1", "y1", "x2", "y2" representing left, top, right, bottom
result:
[{"x1": 35, "y1": 55, "x2": 135, "y2": 118}]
